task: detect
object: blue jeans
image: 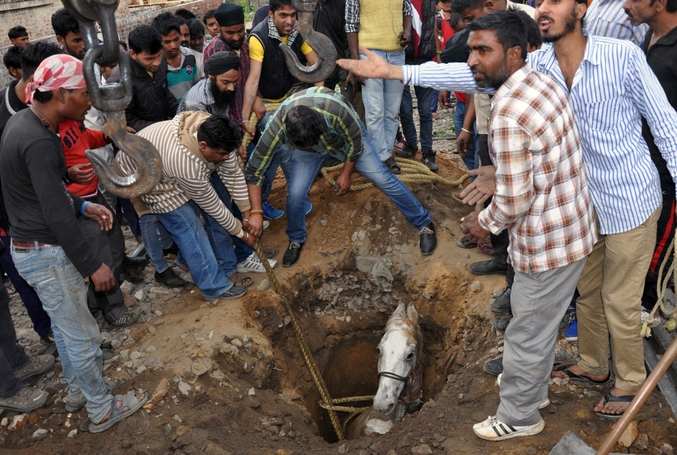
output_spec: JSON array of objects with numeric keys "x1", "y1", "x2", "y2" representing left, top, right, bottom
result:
[
  {"x1": 139, "y1": 214, "x2": 174, "y2": 273},
  {"x1": 11, "y1": 245, "x2": 112, "y2": 422},
  {"x1": 0, "y1": 236, "x2": 51, "y2": 337},
  {"x1": 400, "y1": 84, "x2": 434, "y2": 155},
  {"x1": 253, "y1": 108, "x2": 293, "y2": 202},
  {"x1": 361, "y1": 49, "x2": 405, "y2": 161},
  {"x1": 453, "y1": 100, "x2": 476, "y2": 172},
  {"x1": 286, "y1": 121, "x2": 432, "y2": 243},
  {"x1": 208, "y1": 172, "x2": 254, "y2": 263}
]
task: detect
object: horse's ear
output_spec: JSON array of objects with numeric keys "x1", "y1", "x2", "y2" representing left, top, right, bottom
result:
[
  {"x1": 406, "y1": 303, "x2": 418, "y2": 322},
  {"x1": 393, "y1": 302, "x2": 407, "y2": 319}
]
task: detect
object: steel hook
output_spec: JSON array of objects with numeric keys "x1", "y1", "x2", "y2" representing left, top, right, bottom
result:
[
  {"x1": 279, "y1": 0, "x2": 337, "y2": 84},
  {"x1": 86, "y1": 110, "x2": 162, "y2": 198}
]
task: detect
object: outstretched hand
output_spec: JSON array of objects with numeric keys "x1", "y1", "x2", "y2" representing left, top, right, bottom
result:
[
  {"x1": 460, "y1": 166, "x2": 496, "y2": 206},
  {"x1": 337, "y1": 46, "x2": 403, "y2": 81}
]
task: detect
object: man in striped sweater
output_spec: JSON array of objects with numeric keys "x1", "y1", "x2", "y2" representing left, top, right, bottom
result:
[{"x1": 116, "y1": 112, "x2": 276, "y2": 301}]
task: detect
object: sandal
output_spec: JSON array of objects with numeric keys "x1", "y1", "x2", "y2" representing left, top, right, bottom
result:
[
  {"x1": 456, "y1": 236, "x2": 477, "y2": 249},
  {"x1": 384, "y1": 157, "x2": 401, "y2": 175},
  {"x1": 552, "y1": 363, "x2": 612, "y2": 385},
  {"x1": 228, "y1": 272, "x2": 253, "y2": 288},
  {"x1": 88, "y1": 390, "x2": 148, "y2": 434},
  {"x1": 595, "y1": 392, "x2": 635, "y2": 420}
]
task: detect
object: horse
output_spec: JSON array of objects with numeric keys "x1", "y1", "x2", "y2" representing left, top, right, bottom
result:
[{"x1": 345, "y1": 302, "x2": 423, "y2": 438}]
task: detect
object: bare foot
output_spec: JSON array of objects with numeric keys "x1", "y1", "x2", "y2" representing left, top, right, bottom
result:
[
  {"x1": 594, "y1": 388, "x2": 635, "y2": 417},
  {"x1": 551, "y1": 363, "x2": 609, "y2": 382}
]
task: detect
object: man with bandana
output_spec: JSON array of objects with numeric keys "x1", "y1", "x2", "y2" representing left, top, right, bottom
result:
[{"x1": 0, "y1": 55, "x2": 148, "y2": 432}]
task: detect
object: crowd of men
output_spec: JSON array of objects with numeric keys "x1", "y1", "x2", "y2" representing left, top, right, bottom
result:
[{"x1": 0, "y1": 0, "x2": 675, "y2": 445}]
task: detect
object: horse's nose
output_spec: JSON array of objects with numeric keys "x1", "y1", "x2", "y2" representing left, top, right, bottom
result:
[{"x1": 375, "y1": 401, "x2": 395, "y2": 415}]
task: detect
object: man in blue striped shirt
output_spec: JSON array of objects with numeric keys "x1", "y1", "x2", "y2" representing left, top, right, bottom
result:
[{"x1": 339, "y1": 0, "x2": 677, "y2": 421}]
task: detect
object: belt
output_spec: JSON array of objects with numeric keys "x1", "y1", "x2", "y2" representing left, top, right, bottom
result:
[{"x1": 12, "y1": 240, "x2": 56, "y2": 251}]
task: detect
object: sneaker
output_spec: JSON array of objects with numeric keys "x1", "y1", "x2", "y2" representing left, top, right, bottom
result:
[
  {"x1": 106, "y1": 309, "x2": 140, "y2": 328},
  {"x1": 394, "y1": 138, "x2": 406, "y2": 151},
  {"x1": 0, "y1": 387, "x2": 50, "y2": 412},
  {"x1": 395, "y1": 143, "x2": 417, "y2": 158},
  {"x1": 263, "y1": 220, "x2": 270, "y2": 230},
  {"x1": 40, "y1": 330, "x2": 55, "y2": 345},
  {"x1": 236, "y1": 252, "x2": 279, "y2": 273},
  {"x1": 262, "y1": 201, "x2": 284, "y2": 220},
  {"x1": 564, "y1": 317, "x2": 578, "y2": 341},
  {"x1": 473, "y1": 415, "x2": 545, "y2": 441},
  {"x1": 305, "y1": 197, "x2": 313, "y2": 216},
  {"x1": 493, "y1": 315, "x2": 511, "y2": 333},
  {"x1": 421, "y1": 154, "x2": 439, "y2": 172},
  {"x1": 283, "y1": 241, "x2": 305, "y2": 267},
  {"x1": 483, "y1": 357, "x2": 503, "y2": 376},
  {"x1": 204, "y1": 285, "x2": 248, "y2": 301},
  {"x1": 496, "y1": 375, "x2": 550, "y2": 409},
  {"x1": 155, "y1": 268, "x2": 188, "y2": 287},
  {"x1": 13, "y1": 355, "x2": 55, "y2": 381}
]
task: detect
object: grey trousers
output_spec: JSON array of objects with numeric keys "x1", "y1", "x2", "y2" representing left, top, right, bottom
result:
[{"x1": 496, "y1": 258, "x2": 586, "y2": 426}]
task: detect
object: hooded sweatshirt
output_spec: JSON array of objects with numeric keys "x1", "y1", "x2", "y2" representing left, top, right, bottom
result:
[{"x1": 115, "y1": 111, "x2": 250, "y2": 236}]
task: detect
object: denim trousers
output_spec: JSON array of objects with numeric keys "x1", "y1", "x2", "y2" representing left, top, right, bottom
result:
[
  {"x1": 208, "y1": 173, "x2": 254, "y2": 263},
  {"x1": 139, "y1": 214, "x2": 174, "y2": 273},
  {"x1": 453, "y1": 100, "x2": 476, "y2": 172},
  {"x1": 0, "y1": 235, "x2": 51, "y2": 337},
  {"x1": 400, "y1": 84, "x2": 434, "y2": 155},
  {"x1": 11, "y1": 245, "x2": 112, "y2": 422},
  {"x1": 254, "y1": 108, "x2": 293, "y2": 202},
  {"x1": 286, "y1": 121, "x2": 432, "y2": 243},
  {"x1": 155, "y1": 184, "x2": 239, "y2": 299},
  {"x1": 0, "y1": 286, "x2": 29, "y2": 398},
  {"x1": 360, "y1": 49, "x2": 405, "y2": 161}
]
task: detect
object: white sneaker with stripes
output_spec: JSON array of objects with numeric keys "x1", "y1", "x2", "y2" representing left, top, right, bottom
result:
[{"x1": 472, "y1": 415, "x2": 545, "y2": 441}]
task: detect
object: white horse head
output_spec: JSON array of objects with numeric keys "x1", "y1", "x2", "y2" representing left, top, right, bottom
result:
[{"x1": 372, "y1": 302, "x2": 422, "y2": 419}]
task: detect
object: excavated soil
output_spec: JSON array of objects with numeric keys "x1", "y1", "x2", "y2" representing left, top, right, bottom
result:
[{"x1": 2, "y1": 108, "x2": 677, "y2": 455}]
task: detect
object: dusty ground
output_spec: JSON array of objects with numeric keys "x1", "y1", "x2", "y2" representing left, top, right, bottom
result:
[{"x1": 2, "y1": 105, "x2": 677, "y2": 455}]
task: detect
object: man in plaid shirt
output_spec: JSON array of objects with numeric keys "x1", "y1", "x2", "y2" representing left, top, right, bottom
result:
[{"x1": 338, "y1": 8, "x2": 598, "y2": 439}]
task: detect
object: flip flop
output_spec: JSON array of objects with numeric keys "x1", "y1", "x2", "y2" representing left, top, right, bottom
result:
[
  {"x1": 384, "y1": 157, "x2": 401, "y2": 174},
  {"x1": 595, "y1": 392, "x2": 635, "y2": 420},
  {"x1": 227, "y1": 273, "x2": 253, "y2": 288},
  {"x1": 456, "y1": 236, "x2": 477, "y2": 249},
  {"x1": 552, "y1": 363, "x2": 612, "y2": 385},
  {"x1": 88, "y1": 390, "x2": 148, "y2": 434}
]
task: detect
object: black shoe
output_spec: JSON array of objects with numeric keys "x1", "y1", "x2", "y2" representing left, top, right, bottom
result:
[
  {"x1": 419, "y1": 222, "x2": 437, "y2": 256},
  {"x1": 154, "y1": 268, "x2": 188, "y2": 287},
  {"x1": 490, "y1": 288, "x2": 512, "y2": 314},
  {"x1": 123, "y1": 255, "x2": 148, "y2": 269},
  {"x1": 395, "y1": 143, "x2": 417, "y2": 158},
  {"x1": 384, "y1": 156, "x2": 402, "y2": 174},
  {"x1": 163, "y1": 243, "x2": 180, "y2": 256},
  {"x1": 120, "y1": 271, "x2": 144, "y2": 284},
  {"x1": 40, "y1": 330, "x2": 54, "y2": 345},
  {"x1": 469, "y1": 259, "x2": 507, "y2": 276},
  {"x1": 283, "y1": 241, "x2": 304, "y2": 267},
  {"x1": 493, "y1": 315, "x2": 511, "y2": 333},
  {"x1": 105, "y1": 309, "x2": 140, "y2": 328},
  {"x1": 483, "y1": 357, "x2": 503, "y2": 376},
  {"x1": 421, "y1": 154, "x2": 439, "y2": 172}
]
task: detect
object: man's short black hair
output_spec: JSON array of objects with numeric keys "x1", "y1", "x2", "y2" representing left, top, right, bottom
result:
[
  {"x1": 8, "y1": 26, "x2": 28, "y2": 40},
  {"x1": 188, "y1": 19, "x2": 205, "y2": 37},
  {"x1": 3, "y1": 46, "x2": 23, "y2": 72},
  {"x1": 270, "y1": 0, "x2": 294, "y2": 13},
  {"x1": 176, "y1": 16, "x2": 188, "y2": 28},
  {"x1": 128, "y1": 25, "x2": 163, "y2": 55},
  {"x1": 520, "y1": 12, "x2": 542, "y2": 50},
  {"x1": 467, "y1": 9, "x2": 529, "y2": 60},
  {"x1": 285, "y1": 106, "x2": 325, "y2": 149},
  {"x1": 665, "y1": 0, "x2": 677, "y2": 13},
  {"x1": 175, "y1": 8, "x2": 197, "y2": 20},
  {"x1": 51, "y1": 8, "x2": 79, "y2": 38},
  {"x1": 151, "y1": 12, "x2": 181, "y2": 37},
  {"x1": 449, "y1": 12, "x2": 463, "y2": 27},
  {"x1": 203, "y1": 9, "x2": 216, "y2": 24},
  {"x1": 197, "y1": 116, "x2": 242, "y2": 152},
  {"x1": 452, "y1": 0, "x2": 484, "y2": 14},
  {"x1": 20, "y1": 41, "x2": 63, "y2": 81}
]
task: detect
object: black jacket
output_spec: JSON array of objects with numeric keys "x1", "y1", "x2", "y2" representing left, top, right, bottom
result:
[
  {"x1": 125, "y1": 55, "x2": 178, "y2": 132},
  {"x1": 313, "y1": 0, "x2": 349, "y2": 83},
  {"x1": 405, "y1": 0, "x2": 438, "y2": 64},
  {"x1": 250, "y1": 20, "x2": 307, "y2": 100},
  {"x1": 440, "y1": 28, "x2": 469, "y2": 64}
]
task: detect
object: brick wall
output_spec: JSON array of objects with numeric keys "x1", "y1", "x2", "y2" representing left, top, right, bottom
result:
[{"x1": 0, "y1": 0, "x2": 223, "y2": 87}]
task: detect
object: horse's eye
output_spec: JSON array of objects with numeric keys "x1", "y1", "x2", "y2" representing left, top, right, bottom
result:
[{"x1": 406, "y1": 352, "x2": 414, "y2": 360}]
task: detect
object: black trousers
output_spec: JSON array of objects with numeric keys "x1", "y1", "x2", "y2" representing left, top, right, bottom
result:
[
  {"x1": 642, "y1": 192, "x2": 676, "y2": 309},
  {"x1": 0, "y1": 286, "x2": 29, "y2": 397}
]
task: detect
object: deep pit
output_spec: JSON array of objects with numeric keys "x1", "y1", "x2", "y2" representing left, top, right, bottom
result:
[{"x1": 247, "y1": 266, "x2": 457, "y2": 443}]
